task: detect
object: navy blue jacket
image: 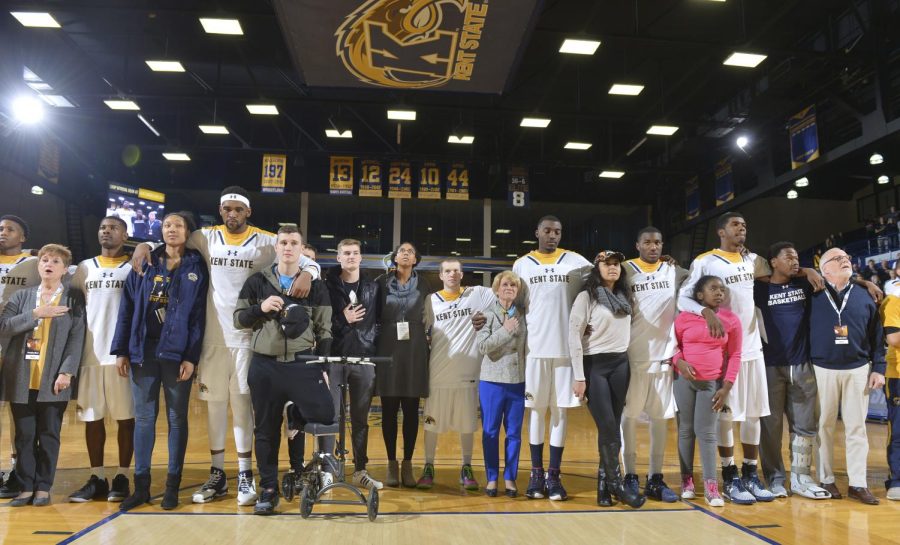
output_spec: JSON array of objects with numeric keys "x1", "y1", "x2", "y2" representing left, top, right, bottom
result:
[
  {"x1": 809, "y1": 283, "x2": 886, "y2": 374},
  {"x1": 111, "y1": 247, "x2": 208, "y2": 365}
]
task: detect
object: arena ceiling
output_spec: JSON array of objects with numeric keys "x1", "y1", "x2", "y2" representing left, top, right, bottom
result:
[{"x1": 1, "y1": 0, "x2": 899, "y2": 232}]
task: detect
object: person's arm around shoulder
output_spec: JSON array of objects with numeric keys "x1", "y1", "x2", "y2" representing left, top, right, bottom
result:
[
  {"x1": 678, "y1": 259, "x2": 724, "y2": 338},
  {"x1": 112, "y1": 269, "x2": 141, "y2": 377},
  {"x1": 311, "y1": 281, "x2": 334, "y2": 356},
  {"x1": 867, "y1": 294, "x2": 886, "y2": 388},
  {"x1": 569, "y1": 291, "x2": 590, "y2": 399},
  {"x1": 55, "y1": 289, "x2": 85, "y2": 394}
]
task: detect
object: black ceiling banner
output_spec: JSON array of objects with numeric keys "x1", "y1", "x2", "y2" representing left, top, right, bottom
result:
[{"x1": 273, "y1": 0, "x2": 542, "y2": 93}]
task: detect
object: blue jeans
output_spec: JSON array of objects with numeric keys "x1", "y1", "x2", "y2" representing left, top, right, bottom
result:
[
  {"x1": 131, "y1": 341, "x2": 192, "y2": 477},
  {"x1": 479, "y1": 381, "x2": 525, "y2": 482}
]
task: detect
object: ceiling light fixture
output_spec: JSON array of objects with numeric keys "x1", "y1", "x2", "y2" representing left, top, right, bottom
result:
[
  {"x1": 647, "y1": 125, "x2": 679, "y2": 136},
  {"x1": 104, "y1": 99, "x2": 140, "y2": 111},
  {"x1": 870, "y1": 153, "x2": 884, "y2": 165},
  {"x1": 246, "y1": 104, "x2": 278, "y2": 115},
  {"x1": 520, "y1": 117, "x2": 551, "y2": 128},
  {"x1": 878, "y1": 175, "x2": 890, "y2": 185},
  {"x1": 325, "y1": 129, "x2": 353, "y2": 138},
  {"x1": 387, "y1": 109, "x2": 416, "y2": 121},
  {"x1": 12, "y1": 95, "x2": 44, "y2": 124},
  {"x1": 559, "y1": 39, "x2": 601, "y2": 55},
  {"x1": 11, "y1": 12, "x2": 60, "y2": 28},
  {"x1": 598, "y1": 170, "x2": 625, "y2": 179},
  {"x1": 137, "y1": 114, "x2": 160, "y2": 137},
  {"x1": 199, "y1": 124, "x2": 229, "y2": 135},
  {"x1": 608, "y1": 84, "x2": 644, "y2": 96},
  {"x1": 495, "y1": 228, "x2": 510, "y2": 234},
  {"x1": 564, "y1": 141, "x2": 592, "y2": 150},
  {"x1": 786, "y1": 189, "x2": 798, "y2": 199},
  {"x1": 199, "y1": 18, "x2": 243, "y2": 35},
  {"x1": 39, "y1": 95, "x2": 75, "y2": 108},
  {"x1": 723, "y1": 52, "x2": 767, "y2": 68},
  {"x1": 145, "y1": 60, "x2": 186, "y2": 72},
  {"x1": 162, "y1": 152, "x2": 190, "y2": 161},
  {"x1": 794, "y1": 177, "x2": 809, "y2": 188},
  {"x1": 448, "y1": 135, "x2": 474, "y2": 144}
]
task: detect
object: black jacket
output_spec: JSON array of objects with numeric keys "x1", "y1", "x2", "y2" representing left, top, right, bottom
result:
[{"x1": 324, "y1": 267, "x2": 381, "y2": 357}]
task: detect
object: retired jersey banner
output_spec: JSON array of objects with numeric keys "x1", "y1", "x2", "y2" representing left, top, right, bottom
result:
[
  {"x1": 789, "y1": 105, "x2": 820, "y2": 169},
  {"x1": 418, "y1": 162, "x2": 441, "y2": 199},
  {"x1": 272, "y1": 0, "x2": 541, "y2": 93},
  {"x1": 261, "y1": 154, "x2": 286, "y2": 193},
  {"x1": 714, "y1": 158, "x2": 734, "y2": 206},
  {"x1": 387, "y1": 161, "x2": 412, "y2": 199},
  {"x1": 359, "y1": 159, "x2": 383, "y2": 197},
  {"x1": 446, "y1": 163, "x2": 470, "y2": 201},
  {"x1": 507, "y1": 166, "x2": 529, "y2": 208},
  {"x1": 685, "y1": 176, "x2": 700, "y2": 220},
  {"x1": 329, "y1": 156, "x2": 354, "y2": 195}
]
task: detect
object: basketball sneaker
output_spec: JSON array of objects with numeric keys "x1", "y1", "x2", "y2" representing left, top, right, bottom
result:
[{"x1": 192, "y1": 467, "x2": 228, "y2": 503}]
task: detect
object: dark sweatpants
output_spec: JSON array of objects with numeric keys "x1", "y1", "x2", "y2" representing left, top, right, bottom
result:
[
  {"x1": 326, "y1": 363, "x2": 376, "y2": 471},
  {"x1": 11, "y1": 390, "x2": 67, "y2": 492},
  {"x1": 248, "y1": 353, "x2": 334, "y2": 490}
]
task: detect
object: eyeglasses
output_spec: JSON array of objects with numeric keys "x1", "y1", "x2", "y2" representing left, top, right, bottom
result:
[
  {"x1": 396, "y1": 248, "x2": 416, "y2": 255},
  {"x1": 822, "y1": 254, "x2": 851, "y2": 266}
]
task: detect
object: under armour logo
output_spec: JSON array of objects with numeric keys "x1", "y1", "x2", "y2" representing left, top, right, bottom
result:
[
  {"x1": 647, "y1": 275, "x2": 655, "y2": 281},
  {"x1": 424, "y1": 416, "x2": 435, "y2": 425},
  {"x1": 525, "y1": 392, "x2": 534, "y2": 401},
  {"x1": 101, "y1": 272, "x2": 113, "y2": 278},
  {"x1": 545, "y1": 267, "x2": 555, "y2": 274},
  {"x1": 226, "y1": 250, "x2": 238, "y2": 257},
  {"x1": 737, "y1": 265, "x2": 747, "y2": 273}
]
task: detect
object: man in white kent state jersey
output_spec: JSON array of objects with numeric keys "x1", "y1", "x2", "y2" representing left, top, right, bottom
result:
[
  {"x1": 417, "y1": 258, "x2": 496, "y2": 491},
  {"x1": 513, "y1": 215, "x2": 591, "y2": 502},
  {"x1": 131, "y1": 186, "x2": 320, "y2": 507}
]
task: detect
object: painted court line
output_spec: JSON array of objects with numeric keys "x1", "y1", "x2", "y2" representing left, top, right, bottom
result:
[{"x1": 686, "y1": 501, "x2": 781, "y2": 545}]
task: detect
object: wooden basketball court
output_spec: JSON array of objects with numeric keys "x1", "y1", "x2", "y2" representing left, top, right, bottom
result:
[{"x1": 1, "y1": 397, "x2": 898, "y2": 545}]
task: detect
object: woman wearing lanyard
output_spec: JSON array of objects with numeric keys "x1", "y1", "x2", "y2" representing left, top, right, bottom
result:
[
  {"x1": 0, "y1": 244, "x2": 84, "y2": 507},
  {"x1": 111, "y1": 211, "x2": 208, "y2": 512},
  {"x1": 376, "y1": 242, "x2": 432, "y2": 487}
]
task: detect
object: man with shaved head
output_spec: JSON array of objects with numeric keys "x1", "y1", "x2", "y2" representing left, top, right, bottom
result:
[{"x1": 811, "y1": 247, "x2": 884, "y2": 505}]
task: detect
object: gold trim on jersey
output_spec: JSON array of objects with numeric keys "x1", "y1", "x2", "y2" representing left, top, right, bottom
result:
[
  {"x1": 527, "y1": 248, "x2": 567, "y2": 265},
  {"x1": 96, "y1": 255, "x2": 129, "y2": 268},
  {"x1": 627, "y1": 258, "x2": 663, "y2": 273},
  {"x1": 209, "y1": 225, "x2": 275, "y2": 246},
  {"x1": 436, "y1": 289, "x2": 462, "y2": 302},
  {"x1": 0, "y1": 252, "x2": 31, "y2": 265},
  {"x1": 696, "y1": 248, "x2": 744, "y2": 264}
]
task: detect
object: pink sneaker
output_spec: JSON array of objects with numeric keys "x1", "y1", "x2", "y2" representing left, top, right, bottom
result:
[
  {"x1": 681, "y1": 474, "x2": 695, "y2": 499},
  {"x1": 704, "y1": 479, "x2": 724, "y2": 507}
]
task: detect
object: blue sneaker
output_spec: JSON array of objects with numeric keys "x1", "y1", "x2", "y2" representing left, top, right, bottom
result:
[
  {"x1": 645, "y1": 474, "x2": 679, "y2": 503},
  {"x1": 741, "y1": 463, "x2": 775, "y2": 502},
  {"x1": 525, "y1": 468, "x2": 546, "y2": 499},
  {"x1": 722, "y1": 465, "x2": 756, "y2": 505}
]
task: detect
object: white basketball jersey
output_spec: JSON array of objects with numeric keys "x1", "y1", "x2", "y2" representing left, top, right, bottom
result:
[
  {"x1": 678, "y1": 249, "x2": 768, "y2": 361},
  {"x1": 513, "y1": 249, "x2": 591, "y2": 358},
  {"x1": 0, "y1": 252, "x2": 38, "y2": 314},
  {"x1": 886, "y1": 279, "x2": 900, "y2": 298},
  {"x1": 426, "y1": 286, "x2": 496, "y2": 387},
  {"x1": 625, "y1": 258, "x2": 680, "y2": 363},
  {"x1": 193, "y1": 225, "x2": 318, "y2": 348},
  {"x1": 72, "y1": 255, "x2": 131, "y2": 366}
]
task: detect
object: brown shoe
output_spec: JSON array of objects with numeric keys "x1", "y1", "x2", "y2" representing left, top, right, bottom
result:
[
  {"x1": 820, "y1": 482, "x2": 842, "y2": 499},
  {"x1": 400, "y1": 460, "x2": 417, "y2": 488},
  {"x1": 848, "y1": 487, "x2": 879, "y2": 505}
]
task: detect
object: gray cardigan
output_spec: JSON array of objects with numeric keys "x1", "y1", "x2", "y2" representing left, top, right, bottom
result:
[
  {"x1": 0, "y1": 284, "x2": 85, "y2": 403},
  {"x1": 477, "y1": 300, "x2": 526, "y2": 384}
]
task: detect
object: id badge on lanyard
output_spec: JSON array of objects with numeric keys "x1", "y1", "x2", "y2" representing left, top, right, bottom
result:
[
  {"x1": 825, "y1": 285, "x2": 853, "y2": 345},
  {"x1": 397, "y1": 321, "x2": 410, "y2": 341}
]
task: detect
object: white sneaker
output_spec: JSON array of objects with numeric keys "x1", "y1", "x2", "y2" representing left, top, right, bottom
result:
[
  {"x1": 769, "y1": 483, "x2": 789, "y2": 498},
  {"x1": 887, "y1": 487, "x2": 900, "y2": 501},
  {"x1": 192, "y1": 467, "x2": 228, "y2": 503},
  {"x1": 321, "y1": 472, "x2": 334, "y2": 489},
  {"x1": 237, "y1": 470, "x2": 257, "y2": 506},
  {"x1": 791, "y1": 473, "x2": 831, "y2": 500},
  {"x1": 352, "y1": 470, "x2": 383, "y2": 490}
]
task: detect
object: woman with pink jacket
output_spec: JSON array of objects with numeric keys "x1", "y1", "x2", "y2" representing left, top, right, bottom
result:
[{"x1": 672, "y1": 275, "x2": 742, "y2": 507}]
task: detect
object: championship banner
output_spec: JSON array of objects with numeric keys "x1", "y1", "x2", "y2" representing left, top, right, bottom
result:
[
  {"x1": 417, "y1": 162, "x2": 441, "y2": 199},
  {"x1": 507, "y1": 166, "x2": 529, "y2": 208},
  {"x1": 329, "y1": 155, "x2": 354, "y2": 195},
  {"x1": 446, "y1": 163, "x2": 470, "y2": 201},
  {"x1": 359, "y1": 159, "x2": 383, "y2": 197},
  {"x1": 387, "y1": 161, "x2": 412, "y2": 198},
  {"x1": 789, "y1": 105, "x2": 820, "y2": 169},
  {"x1": 272, "y1": 0, "x2": 542, "y2": 93},
  {"x1": 37, "y1": 136, "x2": 59, "y2": 184},
  {"x1": 714, "y1": 158, "x2": 734, "y2": 206},
  {"x1": 685, "y1": 176, "x2": 700, "y2": 220},
  {"x1": 261, "y1": 154, "x2": 286, "y2": 193}
]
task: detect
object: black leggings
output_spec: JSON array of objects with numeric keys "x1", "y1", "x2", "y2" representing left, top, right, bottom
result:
[
  {"x1": 380, "y1": 396, "x2": 420, "y2": 461},
  {"x1": 584, "y1": 352, "x2": 631, "y2": 449}
]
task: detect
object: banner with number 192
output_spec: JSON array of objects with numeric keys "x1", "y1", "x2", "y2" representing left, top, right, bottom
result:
[{"x1": 261, "y1": 154, "x2": 286, "y2": 193}]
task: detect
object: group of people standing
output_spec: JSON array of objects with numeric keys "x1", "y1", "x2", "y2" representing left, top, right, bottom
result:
[{"x1": 0, "y1": 190, "x2": 895, "y2": 515}]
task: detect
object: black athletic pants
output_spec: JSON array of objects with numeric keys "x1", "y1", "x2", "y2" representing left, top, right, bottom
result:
[
  {"x1": 584, "y1": 352, "x2": 631, "y2": 450},
  {"x1": 381, "y1": 396, "x2": 420, "y2": 461}
]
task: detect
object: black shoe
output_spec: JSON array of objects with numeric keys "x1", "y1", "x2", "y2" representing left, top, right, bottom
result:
[
  {"x1": 69, "y1": 475, "x2": 110, "y2": 502},
  {"x1": 9, "y1": 494, "x2": 33, "y2": 507},
  {"x1": 597, "y1": 469, "x2": 614, "y2": 507},
  {"x1": 33, "y1": 494, "x2": 50, "y2": 507},
  {"x1": 0, "y1": 469, "x2": 23, "y2": 499},
  {"x1": 645, "y1": 474, "x2": 679, "y2": 503},
  {"x1": 161, "y1": 473, "x2": 182, "y2": 510},
  {"x1": 624, "y1": 473, "x2": 640, "y2": 497},
  {"x1": 485, "y1": 486, "x2": 498, "y2": 497},
  {"x1": 525, "y1": 468, "x2": 546, "y2": 499},
  {"x1": 600, "y1": 443, "x2": 645, "y2": 509},
  {"x1": 108, "y1": 474, "x2": 130, "y2": 502},
  {"x1": 546, "y1": 469, "x2": 568, "y2": 501},
  {"x1": 120, "y1": 473, "x2": 151, "y2": 512},
  {"x1": 254, "y1": 489, "x2": 279, "y2": 515}
]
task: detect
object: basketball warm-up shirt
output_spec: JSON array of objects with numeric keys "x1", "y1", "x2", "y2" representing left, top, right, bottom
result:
[
  {"x1": 678, "y1": 249, "x2": 770, "y2": 361},
  {"x1": 425, "y1": 286, "x2": 496, "y2": 388},
  {"x1": 624, "y1": 258, "x2": 686, "y2": 365},
  {"x1": 189, "y1": 225, "x2": 320, "y2": 349},
  {"x1": 71, "y1": 255, "x2": 130, "y2": 366},
  {"x1": 513, "y1": 248, "x2": 591, "y2": 359},
  {"x1": 0, "y1": 252, "x2": 38, "y2": 312}
]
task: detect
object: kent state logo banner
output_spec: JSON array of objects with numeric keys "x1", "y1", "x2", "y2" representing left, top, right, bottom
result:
[{"x1": 273, "y1": 0, "x2": 541, "y2": 93}]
